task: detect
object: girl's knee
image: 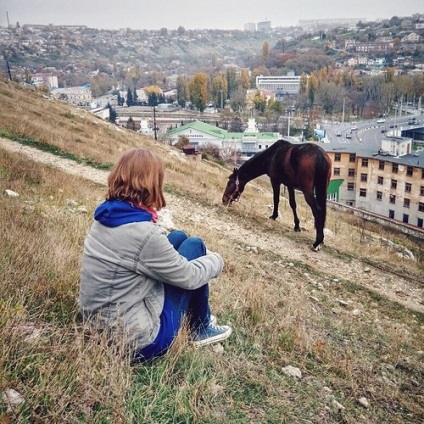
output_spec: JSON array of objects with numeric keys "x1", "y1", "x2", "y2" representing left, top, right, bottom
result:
[
  {"x1": 178, "y1": 237, "x2": 206, "y2": 260},
  {"x1": 168, "y1": 230, "x2": 188, "y2": 250}
]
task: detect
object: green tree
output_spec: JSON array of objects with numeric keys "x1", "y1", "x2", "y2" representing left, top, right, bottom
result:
[
  {"x1": 107, "y1": 103, "x2": 117, "y2": 123},
  {"x1": 126, "y1": 88, "x2": 133, "y2": 106},
  {"x1": 211, "y1": 73, "x2": 227, "y2": 108},
  {"x1": 226, "y1": 68, "x2": 238, "y2": 101},
  {"x1": 176, "y1": 75, "x2": 189, "y2": 107}
]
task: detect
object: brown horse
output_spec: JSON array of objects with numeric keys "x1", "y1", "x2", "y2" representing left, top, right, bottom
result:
[{"x1": 222, "y1": 139, "x2": 332, "y2": 251}]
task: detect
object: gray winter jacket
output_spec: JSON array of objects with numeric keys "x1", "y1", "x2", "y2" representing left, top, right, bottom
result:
[{"x1": 79, "y1": 221, "x2": 224, "y2": 352}]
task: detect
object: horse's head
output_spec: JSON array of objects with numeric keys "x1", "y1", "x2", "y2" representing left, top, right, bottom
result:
[{"x1": 222, "y1": 168, "x2": 245, "y2": 205}]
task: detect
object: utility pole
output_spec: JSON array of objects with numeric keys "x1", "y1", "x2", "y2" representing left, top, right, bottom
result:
[
  {"x1": 5, "y1": 57, "x2": 12, "y2": 81},
  {"x1": 287, "y1": 110, "x2": 291, "y2": 137},
  {"x1": 153, "y1": 106, "x2": 158, "y2": 140},
  {"x1": 342, "y1": 97, "x2": 345, "y2": 123}
]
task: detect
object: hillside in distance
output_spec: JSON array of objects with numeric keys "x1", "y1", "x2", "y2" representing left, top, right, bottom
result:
[{"x1": 0, "y1": 79, "x2": 423, "y2": 422}]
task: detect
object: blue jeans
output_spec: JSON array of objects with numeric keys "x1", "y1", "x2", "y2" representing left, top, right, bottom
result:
[{"x1": 133, "y1": 230, "x2": 211, "y2": 362}]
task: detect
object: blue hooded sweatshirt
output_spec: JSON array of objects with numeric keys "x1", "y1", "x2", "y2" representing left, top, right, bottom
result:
[{"x1": 94, "y1": 199, "x2": 153, "y2": 227}]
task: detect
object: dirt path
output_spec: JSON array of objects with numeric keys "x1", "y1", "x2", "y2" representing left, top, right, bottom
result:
[{"x1": 1, "y1": 137, "x2": 423, "y2": 314}]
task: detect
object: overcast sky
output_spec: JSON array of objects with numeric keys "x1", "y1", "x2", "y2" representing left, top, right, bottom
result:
[{"x1": 1, "y1": 0, "x2": 422, "y2": 30}]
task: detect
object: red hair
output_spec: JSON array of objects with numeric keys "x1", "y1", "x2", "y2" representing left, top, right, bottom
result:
[{"x1": 106, "y1": 148, "x2": 166, "y2": 210}]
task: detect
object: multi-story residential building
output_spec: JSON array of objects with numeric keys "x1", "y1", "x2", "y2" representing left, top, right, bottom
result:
[
  {"x1": 401, "y1": 32, "x2": 420, "y2": 43},
  {"x1": 257, "y1": 21, "x2": 271, "y2": 32},
  {"x1": 31, "y1": 72, "x2": 58, "y2": 89},
  {"x1": 323, "y1": 138, "x2": 424, "y2": 228},
  {"x1": 244, "y1": 23, "x2": 256, "y2": 32}
]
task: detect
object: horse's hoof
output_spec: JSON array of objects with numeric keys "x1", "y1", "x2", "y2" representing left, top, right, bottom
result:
[
  {"x1": 294, "y1": 227, "x2": 301, "y2": 232},
  {"x1": 269, "y1": 216, "x2": 278, "y2": 221},
  {"x1": 311, "y1": 243, "x2": 322, "y2": 252}
]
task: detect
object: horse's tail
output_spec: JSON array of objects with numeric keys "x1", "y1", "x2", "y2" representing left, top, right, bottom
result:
[{"x1": 314, "y1": 151, "x2": 331, "y2": 227}]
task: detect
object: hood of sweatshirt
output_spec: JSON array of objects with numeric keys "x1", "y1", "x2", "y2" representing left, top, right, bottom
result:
[{"x1": 94, "y1": 199, "x2": 156, "y2": 227}]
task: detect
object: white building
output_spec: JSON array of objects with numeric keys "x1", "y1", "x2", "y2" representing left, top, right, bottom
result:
[
  {"x1": 51, "y1": 86, "x2": 92, "y2": 106},
  {"x1": 255, "y1": 75, "x2": 302, "y2": 95},
  {"x1": 31, "y1": 72, "x2": 58, "y2": 89},
  {"x1": 166, "y1": 119, "x2": 281, "y2": 158}
]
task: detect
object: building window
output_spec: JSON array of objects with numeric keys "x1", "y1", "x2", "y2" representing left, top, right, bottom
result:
[
  {"x1": 333, "y1": 167, "x2": 340, "y2": 176},
  {"x1": 389, "y1": 210, "x2": 395, "y2": 219},
  {"x1": 422, "y1": 169, "x2": 424, "y2": 179},
  {"x1": 334, "y1": 153, "x2": 341, "y2": 162},
  {"x1": 377, "y1": 191, "x2": 382, "y2": 201},
  {"x1": 349, "y1": 153, "x2": 356, "y2": 163},
  {"x1": 361, "y1": 158, "x2": 368, "y2": 167},
  {"x1": 377, "y1": 176, "x2": 383, "y2": 185},
  {"x1": 378, "y1": 160, "x2": 385, "y2": 170},
  {"x1": 420, "y1": 186, "x2": 424, "y2": 196},
  {"x1": 403, "y1": 214, "x2": 409, "y2": 224},
  {"x1": 403, "y1": 198, "x2": 410, "y2": 208},
  {"x1": 348, "y1": 168, "x2": 355, "y2": 177},
  {"x1": 392, "y1": 163, "x2": 398, "y2": 173},
  {"x1": 418, "y1": 218, "x2": 423, "y2": 228},
  {"x1": 361, "y1": 173, "x2": 368, "y2": 182},
  {"x1": 391, "y1": 179, "x2": 397, "y2": 189},
  {"x1": 405, "y1": 183, "x2": 412, "y2": 193},
  {"x1": 389, "y1": 194, "x2": 396, "y2": 204},
  {"x1": 347, "y1": 182, "x2": 354, "y2": 191},
  {"x1": 407, "y1": 166, "x2": 413, "y2": 176},
  {"x1": 359, "y1": 188, "x2": 367, "y2": 197},
  {"x1": 419, "y1": 202, "x2": 424, "y2": 212},
  {"x1": 346, "y1": 201, "x2": 354, "y2": 206}
]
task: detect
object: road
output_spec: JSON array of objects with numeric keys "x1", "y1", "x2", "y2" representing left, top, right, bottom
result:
[{"x1": 322, "y1": 112, "x2": 423, "y2": 148}]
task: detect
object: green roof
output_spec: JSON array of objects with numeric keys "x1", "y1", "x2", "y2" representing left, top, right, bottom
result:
[
  {"x1": 167, "y1": 120, "x2": 280, "y2": 142},
  {"x1": 167, "y1": 120, "x2": 227, "y2": 138}
]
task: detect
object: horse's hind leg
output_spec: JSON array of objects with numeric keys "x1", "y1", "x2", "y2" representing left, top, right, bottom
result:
[
  {"x1": 287, "y1": 187, "x2": 301, "y2": 232},
  {"x1": 303, "y1": 192, "x2": 324, "y2": 250}
]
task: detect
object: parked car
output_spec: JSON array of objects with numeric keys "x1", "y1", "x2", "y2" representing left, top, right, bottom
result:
[
  {"x1": 377, "y1": 118, "x2": 386, "y2": 124},
  {"x1": 346, "y1": 132, "x2": 352, "y2": 139},
  {"x1": 336, "y1": 131, "x2": 342, "y2": 136}
]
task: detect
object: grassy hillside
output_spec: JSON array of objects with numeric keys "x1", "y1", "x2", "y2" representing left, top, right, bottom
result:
[{"x1": 0, "y1": 79, "x2": 423, "y2": 423}]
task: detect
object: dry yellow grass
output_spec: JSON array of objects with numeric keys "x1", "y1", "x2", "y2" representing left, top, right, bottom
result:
[{"x1": 0, "y1": 79, "x2": 423, "y2": 423}]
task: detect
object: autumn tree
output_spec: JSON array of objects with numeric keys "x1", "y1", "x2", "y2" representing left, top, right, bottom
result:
[
  {"x1": 144, "y1": 85, "x2": 162, "y2": 106},
  {"x1": 315, "y1": 81, "x2": 344, "y2": 114},
  {"x1": 262, "y1": 41, "x2": 270, "y2": 63},
  {"x1": 189, "y1": 73, "x2": 209, "y2": 112},
  {"x1": 253, "y1": 90, "x2": 267, "y2": 113},
  {"x1": 210, "y1": 73, "x2": 227, "y2": 108},
  {"x1": 239, "y1": 69, "x2": 250, "y2": 90}
]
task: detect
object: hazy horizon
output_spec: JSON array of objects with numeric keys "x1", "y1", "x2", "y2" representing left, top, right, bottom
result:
[{"x1": 1, "y1": 0, "x2": 422, "y2": 31}]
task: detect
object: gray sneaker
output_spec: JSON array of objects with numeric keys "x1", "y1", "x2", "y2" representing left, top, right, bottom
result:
[{"x1": 192, "y1": 323, "x2": 232, "y2": 347}]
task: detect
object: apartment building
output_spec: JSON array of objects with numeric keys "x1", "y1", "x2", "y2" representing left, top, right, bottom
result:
[
  {"x1": 324, "y1": 138, "x2": 424, "y2": 228},
  {"x1": 31, "y1": 72, "x2": 58, "y2": 89}
]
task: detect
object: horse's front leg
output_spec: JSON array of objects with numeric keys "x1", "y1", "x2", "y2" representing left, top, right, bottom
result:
[
  {"x1": 269, "y1": 181, "x2": 280, "y2": 220},
  {"x1": 287, "y1": 187, "x2": 301, "y2": 232}
]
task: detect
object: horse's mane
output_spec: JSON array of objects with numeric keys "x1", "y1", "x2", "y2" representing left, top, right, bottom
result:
[{"x1": 240, "y1": 139, "x2": 291, "y2": 172}]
